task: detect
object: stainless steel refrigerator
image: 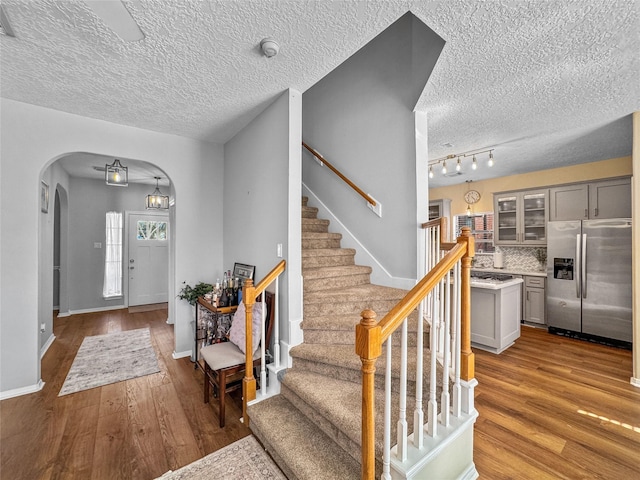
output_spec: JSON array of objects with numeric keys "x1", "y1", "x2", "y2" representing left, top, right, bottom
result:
[{"x1": 546, "y1": 218, "x2": 632, "y2": 343}]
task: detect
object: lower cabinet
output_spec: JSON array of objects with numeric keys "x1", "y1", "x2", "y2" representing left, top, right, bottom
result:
[
  {"x1": 471, "y1": 282, "x2": 522, "y2": 354},
  {"x1": 524, "y1": 276, "x2": 546, "y2": 325}
]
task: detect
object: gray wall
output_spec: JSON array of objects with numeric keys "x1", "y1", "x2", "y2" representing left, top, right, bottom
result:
[
  {"x1": 66, "y1": 178, "x2": 157, "y2": 312},
  {"x1": 223, "y1": 89, "x2": 302, "y2": 358},
  {"x1": 302, "y1": 12, "x2": 444, "y2": 279}
]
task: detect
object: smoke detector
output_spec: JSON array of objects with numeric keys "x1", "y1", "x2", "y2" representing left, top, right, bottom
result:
[{"x1": 260, "y1": 38, "x2": 280, "y2": 58}]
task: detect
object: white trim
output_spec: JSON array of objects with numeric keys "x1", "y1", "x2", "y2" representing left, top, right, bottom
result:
[
  {"x1": 40, "y1": 334, "x2": 56, "y2": 358},
  {"x1": 302, "y1": 183, "x2": 415, "y2": 290},
  {"x1": 67, "y1": 305, "x2": 126, "y2": 315},
  {"x1": 57, "y1": 310, "x2": 71, "y2": 318},
  {"x1": 0, "y1": 379, "x2": 45, "y2": 400},
  {"x1": 631, "y1": 377, "x2": 640, "y2": 388},
  {"x1": 172, "y1": 349, "x2": 191, "y2": 360}
]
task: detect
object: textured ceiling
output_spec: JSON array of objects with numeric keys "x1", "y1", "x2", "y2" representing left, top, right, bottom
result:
[{"x1": 1, "y1": 0, "x2": 638, "y2": 187}]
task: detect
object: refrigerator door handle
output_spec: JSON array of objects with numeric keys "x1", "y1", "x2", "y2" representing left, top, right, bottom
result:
[
  {"x1": 582, "y1": 233, "x2": 587, "y2": 299},
  {"x1": 575, "y1": 234, "x2": 581, "y2": 298}
]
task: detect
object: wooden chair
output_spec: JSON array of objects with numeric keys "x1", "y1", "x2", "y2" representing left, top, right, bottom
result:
[{"x1": 202, "y1": 291, "x2": 274, "y2": 427}]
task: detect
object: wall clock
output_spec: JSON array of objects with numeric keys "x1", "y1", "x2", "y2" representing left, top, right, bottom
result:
[{"x1": 464, "y1": 189, "x2": 481, "y2": 205}]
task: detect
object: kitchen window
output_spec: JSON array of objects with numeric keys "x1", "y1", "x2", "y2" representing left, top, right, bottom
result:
[{"x1": 454, "y1": 212, "x2": 495, "y2": 253}]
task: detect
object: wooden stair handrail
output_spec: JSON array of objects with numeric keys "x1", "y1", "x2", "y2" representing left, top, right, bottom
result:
[
  {"x1": 302, "y1": 142, "x2": 376, "y2": 207},
  {"x1": 421, "y1": 216, "x2": 455, "y2": 249},
  {"x1": 242, "y1": 260, "x2": 286, "y2": 426},
  {"x1": 355, "y1": 227, "x2": 475, "y2": 480}
]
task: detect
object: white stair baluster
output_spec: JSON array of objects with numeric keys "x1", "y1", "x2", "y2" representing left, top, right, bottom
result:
[
  {"x1": 413, "y1": 299, "x2": 425, "y2": 449},
  {"x1": 396, "y1": 318, "x2": 408, "y2": 462},
  {"x1": 382, "y1": 337, "x2": 392, "y2": 480}
]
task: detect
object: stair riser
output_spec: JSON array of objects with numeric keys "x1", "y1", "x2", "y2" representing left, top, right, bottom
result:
[
  {"x1": 303, "y1": 273, "x2": 371, "y2": 293},
  {"x1": 302, "y1": 238, "x2": 342, "y2": 249},
  {"x1": 303, "y1": 299, "x2": 399, "y2": 316},
  {"x1": 302, "y1": 223, "x2": 330, "y2": 233},
  {"x1": 302, "y1": 207, "x2": 318, "y2": 219},
  {"x1": 248, "y1": 423, "x2": 298, "y2": 480},
  {"x1": 302, "y1": 196, "x2": 308, "y2": 207},
  {"x1": 291, "y1": 356, "x2": 418, "y2": 393},
  {"x1": 301, "y1": 329, "x2": 424, "y2": 347},
  {"x1": 302, "y1": 255, "x2": 355, "y2": 268}
]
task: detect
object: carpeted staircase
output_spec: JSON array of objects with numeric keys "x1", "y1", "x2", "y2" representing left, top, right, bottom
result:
[{"x1": 248, "y1": 197, "x2": 435, "y2": 480}]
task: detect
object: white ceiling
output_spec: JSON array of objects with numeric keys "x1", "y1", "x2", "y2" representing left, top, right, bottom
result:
[{"x1": 1, "y1": 0, "x2": 638, "y2": 187}]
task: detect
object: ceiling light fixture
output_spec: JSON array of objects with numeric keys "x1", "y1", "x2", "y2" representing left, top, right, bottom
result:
[
  {"x1": 428, "y1": 148, "x2": 495, "y2": 178},
  {"x1": 145, "y1": 177, "x2": 169, "y2": 210},
  {"x1": 260, "y1": 38, "x2": 280, "y2": 58},
  {"x1": 105, "y1": 159, "x2": 128, "y2": 186}
]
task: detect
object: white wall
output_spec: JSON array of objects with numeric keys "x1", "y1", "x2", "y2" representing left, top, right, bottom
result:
[
  {"x1": 223, "y1": 89, "x2": 303, "y2": 361},
  {"x1": 302, "y1": 12, "x2": 444, "y2": 280},
  {"x1": 0, "y1": 99, "x2": 223, "y2": 396}
]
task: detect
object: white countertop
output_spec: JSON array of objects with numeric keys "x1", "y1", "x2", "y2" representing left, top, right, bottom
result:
[
  {"x1": 470, "y1": 277, "x2": 524, "y2": 290},
  {"x1": 471, "y1": 267, "x2": 547, "y2": 278}
]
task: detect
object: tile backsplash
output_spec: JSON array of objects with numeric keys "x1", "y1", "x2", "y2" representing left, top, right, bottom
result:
[{"x1": 474, "y1": 246, "x2": 547, "y2": 272}]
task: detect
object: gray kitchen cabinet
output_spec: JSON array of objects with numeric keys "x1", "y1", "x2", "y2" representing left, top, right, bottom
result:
[
  {"x1": 549, "y1": 177, "x2": 630, "y2": 221},
  {"x1": 494, "y1": 189, "x2": 548, "y2": 246},
  {"x1": 429, "y1": 198, "x2": 452, "y2": 240},
  {"x1": 524, "y1": 276, "x2": 545, "y2": 325}
]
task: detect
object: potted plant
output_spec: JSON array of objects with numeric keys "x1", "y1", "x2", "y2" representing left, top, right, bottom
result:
[{"x1": 178, "y1": 281, "x2": 214, "y2": 306}]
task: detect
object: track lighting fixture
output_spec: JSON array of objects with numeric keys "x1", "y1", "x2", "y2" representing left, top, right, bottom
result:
[{"x1": 428, "y1": 148, "x2": 495, "y2": 178}]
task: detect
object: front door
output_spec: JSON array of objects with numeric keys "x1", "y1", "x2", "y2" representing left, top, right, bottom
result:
[{"x1": 128, "y1": 212, "x2": 169, "y2": 306}]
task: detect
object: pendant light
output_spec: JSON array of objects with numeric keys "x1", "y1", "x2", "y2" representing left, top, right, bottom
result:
[
  {"x1": 105, "y1": 159, "x2": 128, "y2": 186},
  {"x1": 145, "y1": 177, "x2": 169, "y2": 210}
]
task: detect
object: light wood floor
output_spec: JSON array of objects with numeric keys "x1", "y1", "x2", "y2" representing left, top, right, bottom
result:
[
  {"x1": 0, "y1": 308, "x2": 250, "y2": 480},
  {"x1": 474, "y1": 325, "x2": 640, "y2": 479},
  {"x1": 1, "y1": 310, "x2": 638, "y2": 479}
]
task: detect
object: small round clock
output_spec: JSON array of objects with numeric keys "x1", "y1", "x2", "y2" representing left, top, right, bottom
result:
[{"x1": 464, "y1": 189, "x2": 481, "y2": 204}]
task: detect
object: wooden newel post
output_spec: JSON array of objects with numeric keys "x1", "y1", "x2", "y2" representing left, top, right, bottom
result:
[
  {"x1": 242, "y1": 279, "x2": 256, "y2": 427},
  {"x1": 458, "y1": 226, "x2": 475, "y2": 382},
  {"x1": 355, "y1": 309, "x2": 382, "y2": 480}
]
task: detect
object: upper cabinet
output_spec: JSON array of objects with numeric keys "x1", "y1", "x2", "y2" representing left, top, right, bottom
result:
[
  {"x1": 494, "y1": 189, "x2": 548, "y2": 245},
  {"x1": 549, "y1": 177, "x2": 631, "y2": 221}
]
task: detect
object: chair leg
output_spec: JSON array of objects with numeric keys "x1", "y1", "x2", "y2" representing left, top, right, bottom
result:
[
  {"x1": 203, "y1": 364, "x2": 210, "y2": 404},
  {"x1": 218, "y1": 370, "x2": 226, "y2": 428}
]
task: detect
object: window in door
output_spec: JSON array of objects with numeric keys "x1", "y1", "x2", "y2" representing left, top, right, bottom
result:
[
  {"x1": 103, "y1": 211, "x2": 123, "y2": 298},
  {"x1": 454, "y1": 212, "x2": 495, "y2": 253},
  {"x1": 136, "y1": 220, "x2": 167, "y2": 240}
]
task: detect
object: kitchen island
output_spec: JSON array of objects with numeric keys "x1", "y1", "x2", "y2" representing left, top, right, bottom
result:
[{"x1": 470, "y1": 273, "x2": 523, "y2": 353}]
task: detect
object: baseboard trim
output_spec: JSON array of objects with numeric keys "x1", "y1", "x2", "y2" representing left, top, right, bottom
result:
[
  {"x1": 631, "y1": 377, "x2": 640, "y2": 388},
  {"x1": 40, "y1": 334, "x2": 56, "y2": 359},
  {"x1": 67, "y1": 305, "x2": 126, "y2": 316},
  {"x1": 302, "y1": 183, "x2": 415, "y2": 290},
  {"x1": 172, "y1": 350, "x2": 191, "y2": 360},
  {"x1": 0, "y1": 379, "x2": 45, "y2": 400},
  {"x1": 57, "y1": 311, "x2": 71, "y2": 318}
]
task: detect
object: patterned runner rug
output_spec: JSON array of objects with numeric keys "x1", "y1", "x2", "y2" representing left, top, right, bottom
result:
[
  {"x1": 59, "y1": 327, "x2": 160, "y2": 396},
  {"x1": 156, "y1": 435, "x2": 286, "y2": 479}
]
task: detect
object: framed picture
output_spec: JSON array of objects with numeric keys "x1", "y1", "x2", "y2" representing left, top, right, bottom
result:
[
  {"x1": 40, "y1": 181, "x2": 49, "y2": 213},
  {"x1": 233, "y1": 262, "x2": 255, "y2": 282}
]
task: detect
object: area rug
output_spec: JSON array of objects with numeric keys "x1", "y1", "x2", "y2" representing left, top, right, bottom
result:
[
  {"x1": 59, "y1": 327, "x2": 160, "y2": 396},
  {"x1": 156, "y1": 435, "x2": 286, "y2": 480}
]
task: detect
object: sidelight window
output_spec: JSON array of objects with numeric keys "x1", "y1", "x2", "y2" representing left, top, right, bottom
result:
[{"x1": 103, "y1": 211, "x2": 123, "y2": 298}]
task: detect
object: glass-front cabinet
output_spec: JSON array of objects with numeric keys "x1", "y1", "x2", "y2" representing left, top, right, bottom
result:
[{"x1": 494, "y1": 189, "x2": 548, "y2": 245}]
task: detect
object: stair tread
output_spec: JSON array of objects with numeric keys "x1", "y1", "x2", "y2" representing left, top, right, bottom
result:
[
  {"x1": 302, "y1": 264, "x2": 372, "y2": 279},
  {"x1": 304, "y1": 283, "x2": 408, "y2": 303},
  {"x1": 290, "y1": 343, "x2": 434, "y2": 382},
  {"x1": 301, "y1": 247, "x2": 356, "y2": 257},
  {"x1": 302, "y1": 312, "x2": 423, "y2": 331},
  {"x1": 248, "y1": 395, "x2": 360, "y2": 480},
  {"x1": 302, "y1": 232, "x2": 342, "y2": 239}
]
